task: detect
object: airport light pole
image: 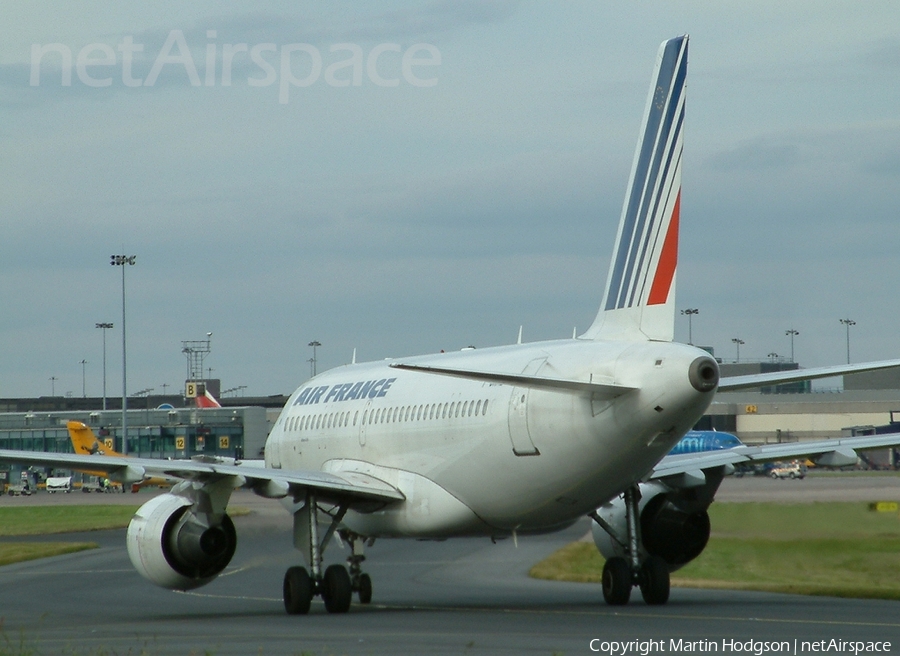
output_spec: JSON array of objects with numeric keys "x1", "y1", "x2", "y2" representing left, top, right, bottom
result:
[
  {"x1": 839, "y1": 318, "x2": 856, "y2": 364},
  {"x1": 96, "y1": 322, "x2": 113, "y2": 410},
  {"x1": 79, "y1": 359, "x2": 87, "y2": 398},
  {"x1": 308, "y1": 341, "x2": 321, "y2": 377},
  {"x1": 731, "y1": 338, "x2": 744, "y2": 363},
  {"x1": 49, "y1": 376, "x2": 57, "y2": 396},
  {"x1": 111, "y1": 254, "x2": 136, "y2": 454},
  {"x1": 681, "y1": 308, "x2": 699, "y2": 345},
  {"x1": 785, "y1": 328, "x2": 799, "y2": 363}
]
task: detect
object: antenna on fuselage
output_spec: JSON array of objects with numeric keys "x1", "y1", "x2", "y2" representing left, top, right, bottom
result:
[
  {"x1": 351, "y1": 348, "x2": 357, "y2": 365},
  {"x1": 517, "y1": 326, "x2": 523, "y2": 345}
]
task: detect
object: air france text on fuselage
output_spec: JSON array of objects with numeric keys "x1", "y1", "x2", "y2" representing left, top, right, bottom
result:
[{"x1": 292, "y1": 378, "x2": 397, "y2": 406}]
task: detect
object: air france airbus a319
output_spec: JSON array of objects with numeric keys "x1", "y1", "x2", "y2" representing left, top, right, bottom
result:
[{"x1": 5, "y1": 35, "x2": 900, "y2": 612}]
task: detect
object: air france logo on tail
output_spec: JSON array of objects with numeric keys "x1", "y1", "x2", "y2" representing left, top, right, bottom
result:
[{"x1": 584, "y1": 36, "x2": 687, "y2": 343}]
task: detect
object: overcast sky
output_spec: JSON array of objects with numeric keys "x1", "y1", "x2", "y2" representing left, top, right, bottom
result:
[{"x1": 2, "y1": 2, "x2": 899, "y2": 399}]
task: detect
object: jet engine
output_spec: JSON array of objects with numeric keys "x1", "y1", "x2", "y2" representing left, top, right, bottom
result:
[
  {"x1": 592, "y1": 477, "x2": 719, "y2": 571},
  {"x1": 127, "y1": 493, "x2": 237, "y2": 591}
]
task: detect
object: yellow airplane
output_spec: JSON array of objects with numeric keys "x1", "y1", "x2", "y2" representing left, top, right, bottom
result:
[
  {"x1": 67, "y1": 421, "x2": 170, "y2": 490},
  {"x1": 68, "y1": 420, "x2": 120, "y2": 457}
]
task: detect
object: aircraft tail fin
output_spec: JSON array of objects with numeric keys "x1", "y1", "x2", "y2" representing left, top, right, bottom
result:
[
  {"x1": 195, "y1": 390, "x2": 222, "y2": 408},
  {"x1": 582, "y1": 36, "x2": 688, "y2": 342},
  {"x1": 67, "y1": 420, "x2": 122, "y2": 457}
]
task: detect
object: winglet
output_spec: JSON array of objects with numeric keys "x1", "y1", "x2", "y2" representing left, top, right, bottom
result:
[{"x1": 582, "y1": 36, "x2": 688, "y2": 342}]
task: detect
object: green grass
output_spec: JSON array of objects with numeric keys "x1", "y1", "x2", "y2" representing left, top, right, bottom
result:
[
  {"x1": 530, "y1": 502, "x2": 900, "y2": 599},
  {"x1": 0, "y1": 542, "x2": 98, "y2": 567},
  {"x1": 0, "y1": 505, "x2": 136, "y2": 570},
  {"x1": 0, "y1": 503, "x2": 252, "y2": 569},
  {"x1": 0, "y1": 505, "x2": 140, "y2": 536}
]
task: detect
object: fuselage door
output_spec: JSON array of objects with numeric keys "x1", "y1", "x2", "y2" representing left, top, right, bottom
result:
[
  {"x1": 507, "y1": 357, "x2": 546, "y2": 456},
  {"x1": 358, "y1": 400, "x2": 372, "y2": 446}
]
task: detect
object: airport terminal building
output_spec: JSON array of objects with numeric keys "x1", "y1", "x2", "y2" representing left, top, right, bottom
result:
[{"x1": 0, "y1": 393, "x2": 285, "y2": 489}]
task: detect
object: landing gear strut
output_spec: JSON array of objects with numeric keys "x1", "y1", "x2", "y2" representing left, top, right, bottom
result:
[
  {"x1": 591, "y1": 485, "x2": 670, "y2": 606},
  {"x1": 342, "y1": 530, "x2": 374, "y2": 604},
  {"x1": 282, "y1": 490, "x2": 373, "y2": 615}
]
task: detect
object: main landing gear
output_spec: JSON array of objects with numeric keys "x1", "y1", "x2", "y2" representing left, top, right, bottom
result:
[
  {"x1": 591, "y1": 486, "x2": 670, "y2": 606},
  {"x1": 282, "y1": 490, "x2": 374, "y2": 615}
]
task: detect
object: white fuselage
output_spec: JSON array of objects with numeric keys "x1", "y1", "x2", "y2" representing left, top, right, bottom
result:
[{"x1": 265, "y1": 338, "x2": 715, "y2": 539}]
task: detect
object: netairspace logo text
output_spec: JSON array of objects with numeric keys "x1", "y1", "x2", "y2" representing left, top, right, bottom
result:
[
  {"x1": 589, "y1": 639, "x2": 893, "y2": 656},
  {"x1": 29, "y1": 29, "x2": 441, "y2": 104}
]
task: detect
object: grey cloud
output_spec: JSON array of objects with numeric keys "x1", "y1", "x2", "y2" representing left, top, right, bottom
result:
[
  {"x1": 859, "y1": 36, "x2": 900, "y2": 70},
  {"x1": 861, "y1": 148, "x2": 900, "y2": 175},
  {"x1": 127, "y1": 1, "x2": 520, "y2": 47},
  {"x1": 706, "y1": 139, "x2": 800, "y2": 172}
]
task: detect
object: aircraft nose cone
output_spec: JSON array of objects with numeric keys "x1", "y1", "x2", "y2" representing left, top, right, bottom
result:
[{"x1": 688, "y1": 356, "x2": 719, "y2": 393}]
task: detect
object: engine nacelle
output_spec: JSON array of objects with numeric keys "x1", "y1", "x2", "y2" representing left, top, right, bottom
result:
[
  {"x1": 591, "y1": 481, "x2": 711, "y2": 571},
  {"x1": 127, "y1": 493, "x2": 237, "y2": 591}
]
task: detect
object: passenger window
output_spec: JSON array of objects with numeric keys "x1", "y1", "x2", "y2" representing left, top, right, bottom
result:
[{"x1": 483, "y1": 400, "x2": 489, "y2": 415}]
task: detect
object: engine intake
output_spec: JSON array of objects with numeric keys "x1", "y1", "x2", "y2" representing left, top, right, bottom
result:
[{"x1": 127, "y1": 493, "x2": 237, "y2": 591}]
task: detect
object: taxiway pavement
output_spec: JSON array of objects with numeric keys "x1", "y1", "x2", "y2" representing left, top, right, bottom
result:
[{"x1": 1, "y1": 476, "x2": 899, "y2": 654}]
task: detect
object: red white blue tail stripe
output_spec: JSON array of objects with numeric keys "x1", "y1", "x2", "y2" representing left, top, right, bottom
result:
[{"x1": 584, "y1": 36, "x2": 687, "y2": 342}]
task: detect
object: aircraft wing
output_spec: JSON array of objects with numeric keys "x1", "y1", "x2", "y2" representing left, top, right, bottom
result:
[
  {"x1": 0, "y1": 449, "x2": 404, "y2": 506},
  {"x1": 648, "y1": 432, "x2": 900, "y2": 480},
  {"x1": 718, "y1": 358, "x2": 900, "y2": 392}
]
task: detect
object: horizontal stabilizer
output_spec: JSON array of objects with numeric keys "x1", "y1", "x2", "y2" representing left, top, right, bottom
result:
[
  {"x1": 389, "y1": 363, "x2": 637, "y2": 396},
  {"x1": 718, "y1": 358, "x2": 900, "y2": 392}
]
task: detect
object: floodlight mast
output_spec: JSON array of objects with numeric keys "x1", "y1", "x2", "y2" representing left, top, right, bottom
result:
[
  {"x1": 110, "y1": 254, "x2": 136, "y2": 455},
  {"x1": 182, "y1": 332, "x2": 213, "y2": 390},
  {"x1": 681, "y1": 308, "x2": 699, "y2": 345},
  {"x1": 96, "y1": 323, "x2": 113, "y2": 410},
  {"x1": 839, "y1": 318, "x2": 856, "y2": 364}
]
